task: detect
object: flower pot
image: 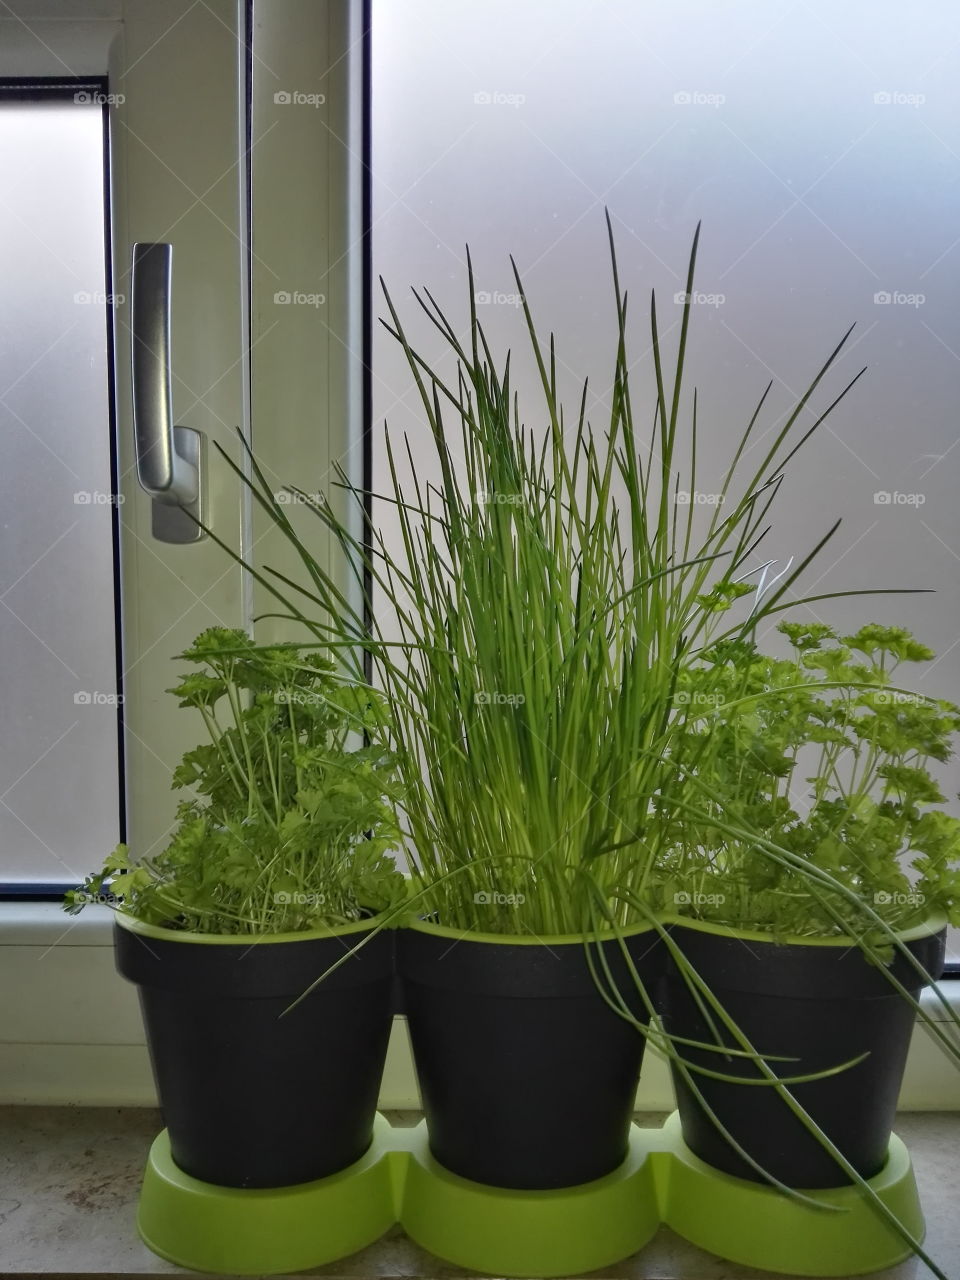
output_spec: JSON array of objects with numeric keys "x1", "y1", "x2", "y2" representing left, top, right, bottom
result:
[
  {"x1": 397, "y1": 920, "x2": 663, "y2": 1190},
  {"x1": 657, "y1": 915, "x2": 946, "y2": 1188},
  {"x1": 114, "y1": 912, "x2": 396, "y2": 1188}
]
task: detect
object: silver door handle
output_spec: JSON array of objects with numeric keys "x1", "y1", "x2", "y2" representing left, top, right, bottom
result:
[{"x1": 130, "y1": 242, "x2": 206, "y2": 543}]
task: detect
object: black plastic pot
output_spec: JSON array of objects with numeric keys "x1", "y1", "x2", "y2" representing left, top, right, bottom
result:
[
  {"x1": 398, "y1": 920, "x2": 663, "y2": 1190},
  {"x1": 657, "y1": 917, "x2": 946, "y2": 1188},
  {"x1": 115, "y1": 913, "x2": 395, "y2": 1189}
]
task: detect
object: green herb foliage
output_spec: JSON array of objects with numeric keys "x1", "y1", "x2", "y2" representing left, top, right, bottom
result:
[
  {"x1": 204, "y1": 219, "x2": 913, "y2": 938},
  {"x1": 661, "y1": 622, "x2": 960, "y2": 937},
  {"x1": 64, "y1": 628, "x2": 405, "y2": 933}
]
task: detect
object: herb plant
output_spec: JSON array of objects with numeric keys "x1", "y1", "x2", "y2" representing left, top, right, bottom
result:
[
  {"x1": 660, "y1": 622, "x2": 960, "y2": 938},
  {"x1": 204, "y1": 220, "x2": 901, "y2": 939},
  {"x1": 64, "y1": 628, "x2": 405, "y2": 934}
]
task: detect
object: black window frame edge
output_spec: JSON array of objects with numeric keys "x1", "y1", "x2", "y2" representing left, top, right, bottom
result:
[{"x1": 0, "y1": 75, "x2": 126, "y2": 901}]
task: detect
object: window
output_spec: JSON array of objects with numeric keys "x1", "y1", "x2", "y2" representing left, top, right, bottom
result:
[{"x1": 0, "y1": 82, "x2": 122, "y2": 890}]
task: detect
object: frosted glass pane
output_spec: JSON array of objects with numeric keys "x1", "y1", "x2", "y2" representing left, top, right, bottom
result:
[
  {"x1": 0, "y1": 100, "x2": 120, "y2": 883},
  {"x1": 372, "y1": 2, "x2": 960, "y2": 958}
]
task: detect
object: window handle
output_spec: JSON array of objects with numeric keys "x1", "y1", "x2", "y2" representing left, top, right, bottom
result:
[{"x1": 130, "y1": 242, "x2": 206, "y2": 543}]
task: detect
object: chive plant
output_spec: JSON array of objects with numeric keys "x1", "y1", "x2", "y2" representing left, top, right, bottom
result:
[{"x1": 215, "y1": 218, "x2": 879, "y2": 938}]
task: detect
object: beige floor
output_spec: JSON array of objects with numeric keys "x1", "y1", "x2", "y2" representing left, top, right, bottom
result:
[{"x1": 0, "y1": 1108, "x2": 957, "y2": 1279}]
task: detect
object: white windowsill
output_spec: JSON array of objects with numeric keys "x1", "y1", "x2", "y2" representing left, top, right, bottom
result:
[{"x1": 0, "y1": 899, "x2": 116, "y2": 945}]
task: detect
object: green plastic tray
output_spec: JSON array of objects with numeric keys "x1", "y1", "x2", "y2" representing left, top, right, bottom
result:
[{"x1": 137, "y1": 1112, "x2": 923, "y2": 1277}]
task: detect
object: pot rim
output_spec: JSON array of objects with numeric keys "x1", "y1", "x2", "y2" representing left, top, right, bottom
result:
[
  {"x1": 114, "y1": 908, "x2": 394, "y2": 946},
  {"x1": 406, "y1": 916, "x2": 658, "y2": 947},
  {"x1": 660, "y1": 911, "x2": 947, "y2": 948}
]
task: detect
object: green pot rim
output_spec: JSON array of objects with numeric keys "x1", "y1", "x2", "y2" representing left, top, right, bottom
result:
[
  {"x1": 405, "y1": 916, "x2": 658, "y2": 947},
  {"x1": 115, "y1": 904, "x2": 946, "y2": 950},
  {"x1": 658, "y1": 911, "x2": 947, "y2": 947},
  {"x1": 113, "y1": 908, "x2": 393, "y2": 946}
]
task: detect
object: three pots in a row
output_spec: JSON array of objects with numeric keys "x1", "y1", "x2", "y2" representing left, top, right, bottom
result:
[{"x1": 115, "y1": 913, "x2": 945, "y2": 1192}]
